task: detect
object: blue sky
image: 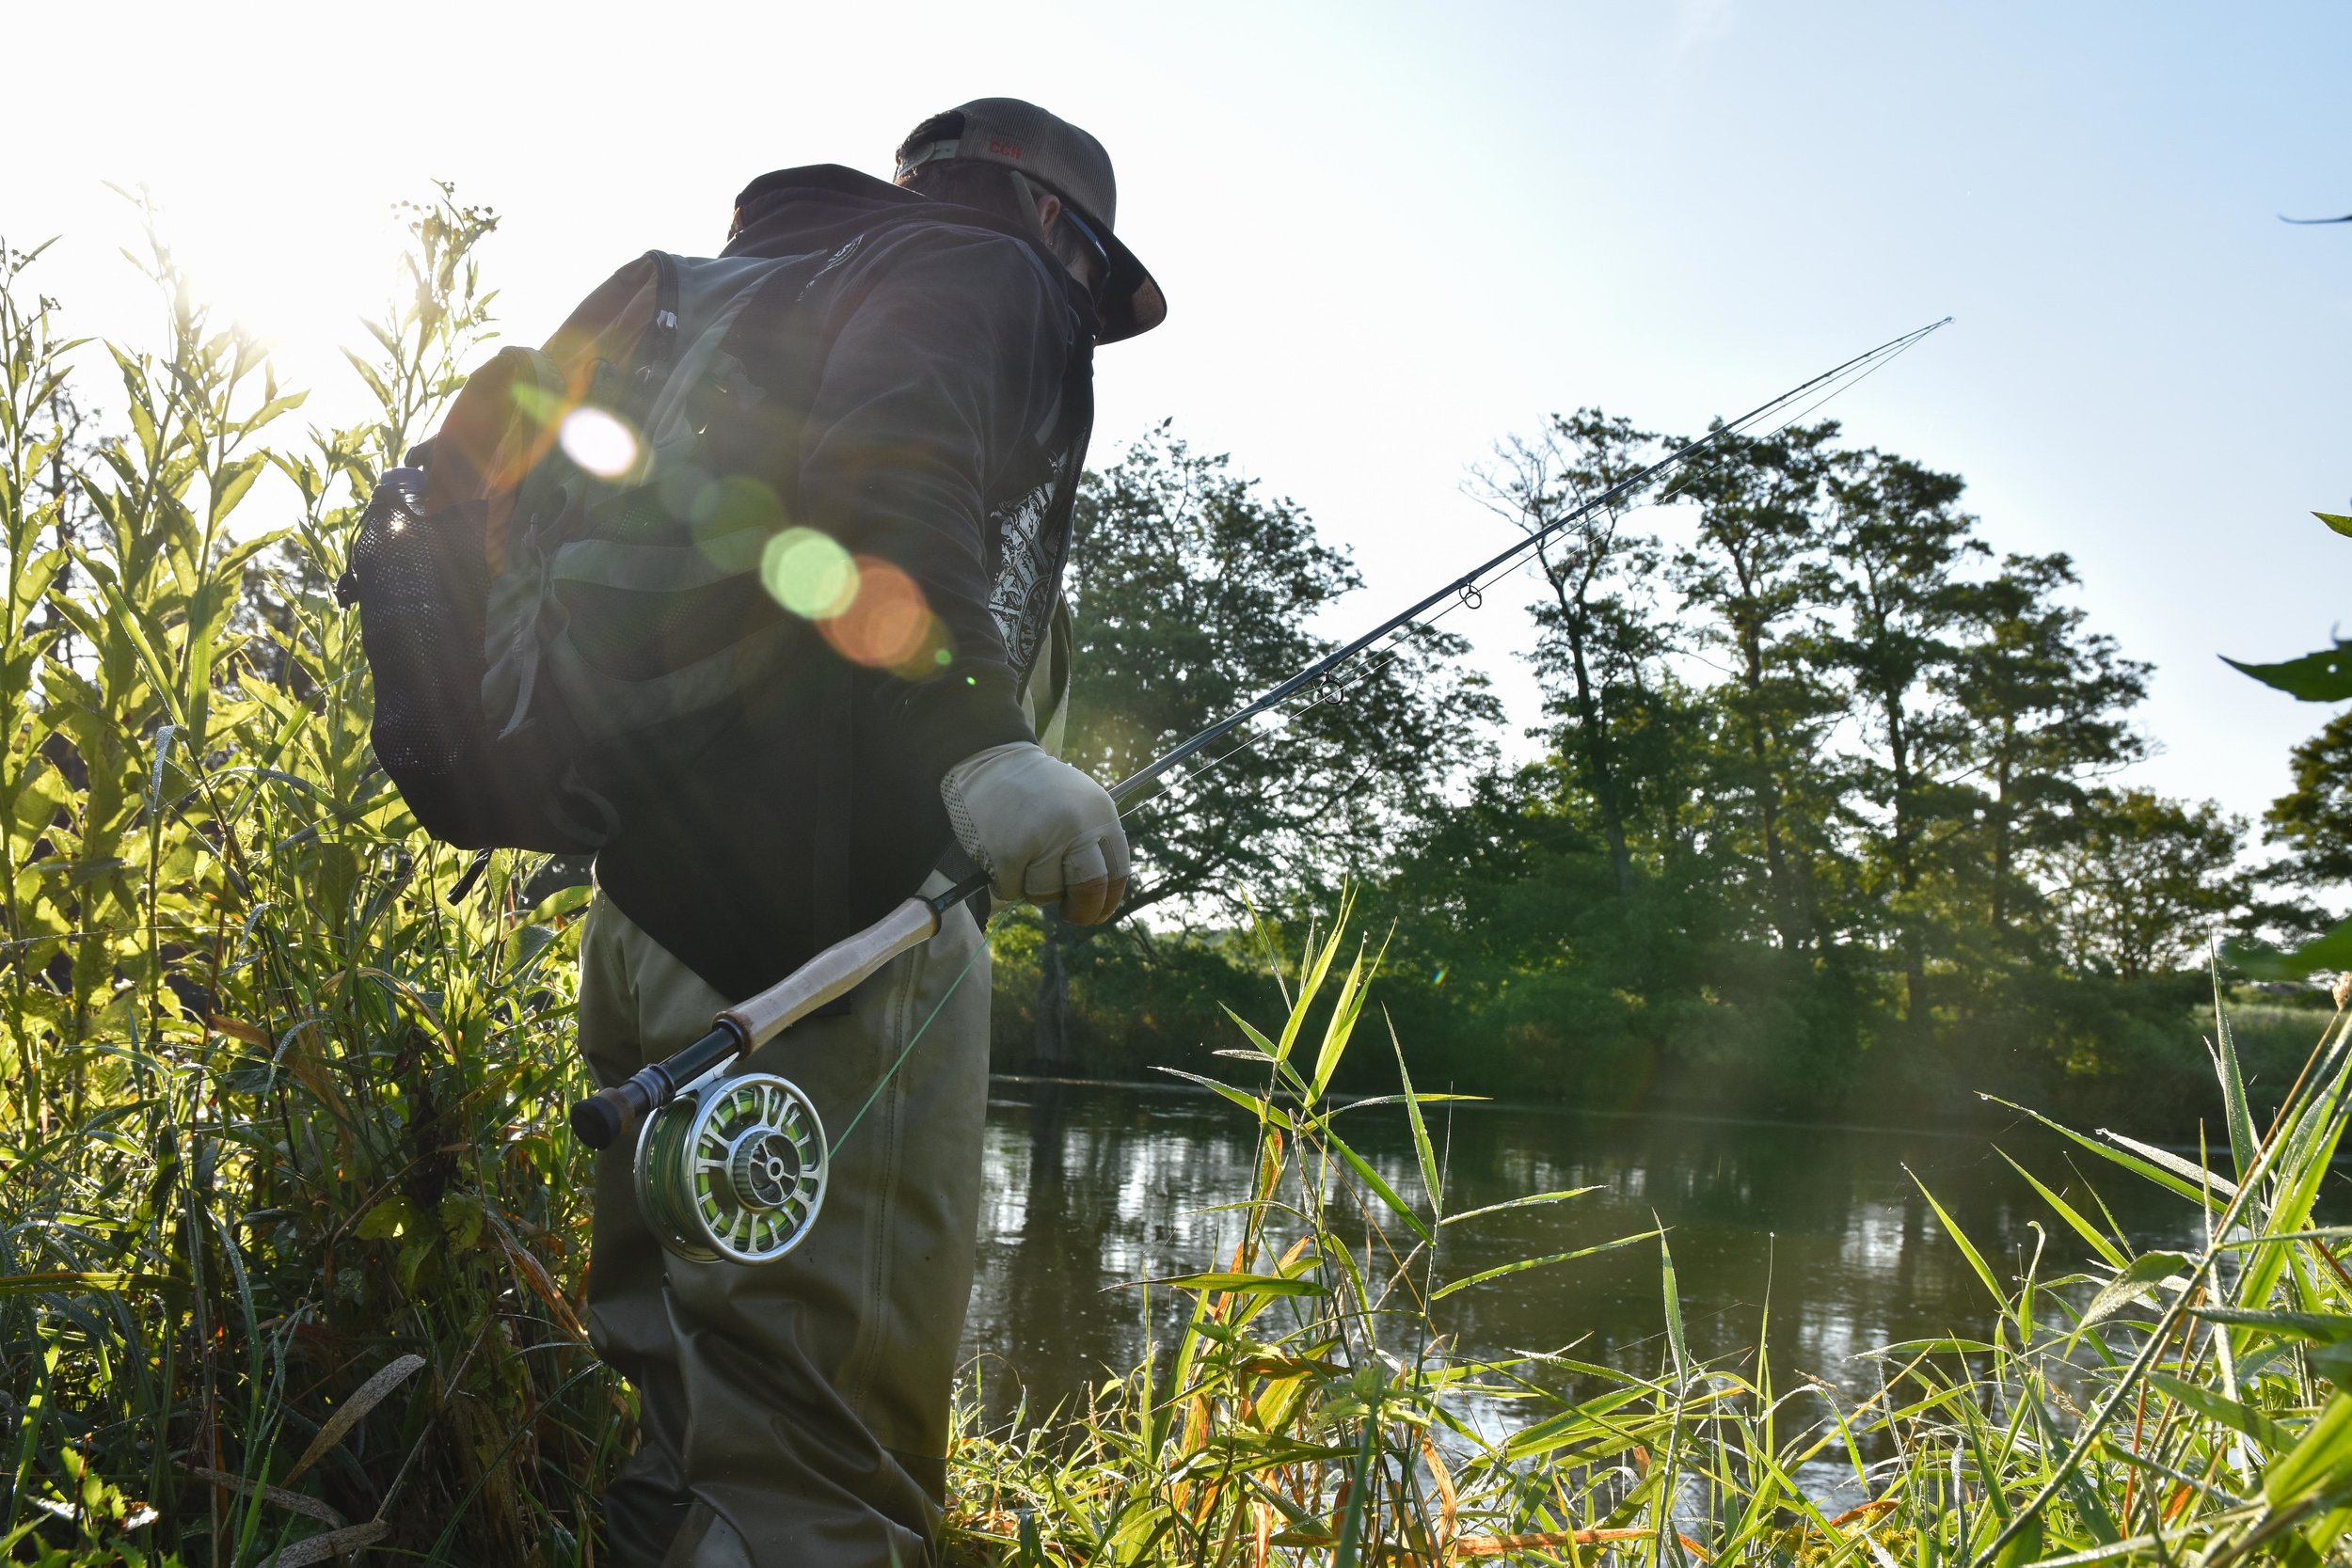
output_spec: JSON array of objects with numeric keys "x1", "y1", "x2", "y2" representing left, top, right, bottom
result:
[{"x1": 14, "y1": 1, "x2": 2349, "y2": 832}]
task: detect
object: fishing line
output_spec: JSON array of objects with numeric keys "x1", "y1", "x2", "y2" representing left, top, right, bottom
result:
[
  {"x1": 831, "y1": 905, "x2": 1009, "y2": 1151},
  {"x1": 1156, "y1": 326, "x2": 1934, "y2": 759},
  {"x1": 1104, "y1": 323, "x2": 1947, "y2": 830}
]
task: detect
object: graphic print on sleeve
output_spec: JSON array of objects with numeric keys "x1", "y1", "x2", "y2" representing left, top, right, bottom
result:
[{"x1": 985, "y1": 449, "x2": 1071, "y2": 683}]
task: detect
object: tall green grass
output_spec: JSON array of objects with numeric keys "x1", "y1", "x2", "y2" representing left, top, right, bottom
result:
[
  {"x1": 2, "y1": 198, "x2": 622, "y2": 1563},
  {"x1": 4, "y1": 199, "x2": 2349, "y2": 1566},
  {"x1": 941, "y1": 917, "x2": 2352, "y2": 1566}
]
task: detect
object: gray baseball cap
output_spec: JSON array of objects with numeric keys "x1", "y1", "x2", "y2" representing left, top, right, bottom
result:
[{"x1": 895, "y1": 97, "x2": 1167, "y2": 343}]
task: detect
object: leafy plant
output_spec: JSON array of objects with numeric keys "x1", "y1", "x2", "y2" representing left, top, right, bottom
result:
[
  {"x1": 2227, "y1": 512, "x2": 2352, "y2": 981},
  {"x1": 2225, "y1": 512, "x2": 2352, "y2": 705},
  {"x1": 1, "y1": 193, "x2": 621, "y2": 1564}
]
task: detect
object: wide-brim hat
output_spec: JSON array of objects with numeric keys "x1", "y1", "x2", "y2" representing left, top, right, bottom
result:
[{"x1": 895, "y1": 97, "x2": 1166, "y2": 343}]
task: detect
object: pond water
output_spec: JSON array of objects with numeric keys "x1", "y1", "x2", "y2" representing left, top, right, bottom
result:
[{"x1": 959, "y1": 1077, "x2": 2211, "y2": 1429}]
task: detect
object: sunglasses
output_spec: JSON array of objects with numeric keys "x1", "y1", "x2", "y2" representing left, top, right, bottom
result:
[{"x1": 1057, "y1": 206, "x2": 1114, "y2": 290}]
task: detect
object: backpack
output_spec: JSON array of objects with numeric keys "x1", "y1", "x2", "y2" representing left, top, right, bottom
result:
[{"x1": 341, "y1": 249, "x2": 823, "y2": 853}]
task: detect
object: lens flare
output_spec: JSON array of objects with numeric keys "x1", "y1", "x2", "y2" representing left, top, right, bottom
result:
[
  {"x1": 691, "y1": 475, "x2": 783, "y2": 529},
  {"x1": 657, "y1": 460, "x2": 712, "y2": 517},
  {"x1": 559, "y1": 406, "x2": 643, "y2": 480},
  {"x1": 760, "y1": 529, "x2": 858, "y2": 619},
  {"x1": 820, "y1": 557, "x2": 947, "y2": 675}
]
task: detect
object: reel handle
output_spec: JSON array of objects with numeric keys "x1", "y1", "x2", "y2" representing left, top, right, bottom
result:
[{"x1": 571, "y1": 1022, "x2": 744, "y2": 1150}]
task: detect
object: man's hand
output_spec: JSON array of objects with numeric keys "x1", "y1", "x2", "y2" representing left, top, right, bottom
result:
[{"x1": 940, "y1": 742, "x2": 1129, "y2": 924}]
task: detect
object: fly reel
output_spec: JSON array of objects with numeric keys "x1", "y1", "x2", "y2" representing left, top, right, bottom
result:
[{"x1": 634, "y1": 1071, "x2": 828, "y2": 1264}]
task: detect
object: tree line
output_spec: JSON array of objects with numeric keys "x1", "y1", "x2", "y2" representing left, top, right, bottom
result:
[{"x1": 999, "y1": 416, "x2": 2332, "y2": 1131}]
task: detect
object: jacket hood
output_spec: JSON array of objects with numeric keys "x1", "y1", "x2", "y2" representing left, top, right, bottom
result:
[
  {"x1": 725, "y1": 165, "x2": 922, "y2": 255},
  {"x1": 724, "y1": 165, "x2": 1099, "y2": 337}
]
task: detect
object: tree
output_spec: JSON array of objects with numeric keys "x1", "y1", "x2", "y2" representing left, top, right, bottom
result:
[
  {"x1": 1947, "y1": 552, "x2": 2149, "y2": 954},
  {"x1": 2226, "y1": 512, "x2": 2352, "y2": 975},
  {"x1": 1669, "y1": 420, "x2": 1843, "y2": 948},
  {"x1": 1812, "y1": 447, "x2": 1985, "y2": 1018},
  {"x1": 2045, "y1": 789, "x2": 2249, "y2": 982},
  {"x1": 2264, "y1": 708, "x2": 2352, "y2": 889},
  {"x1": 1473, "y1": 409, "x2": 1669, "y2": 896},
  {"x1": 1041, "y1": 424, "x2": 1497, "y2": 1068}
]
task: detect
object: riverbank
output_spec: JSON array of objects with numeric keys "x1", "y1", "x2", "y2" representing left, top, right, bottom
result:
[
  {"x1": 986, "y1": 1068, "x2": 2265, "y2": 1147},
  {"x1": 991, "y1": 914, "x2": 2336, "y2": 1139}
]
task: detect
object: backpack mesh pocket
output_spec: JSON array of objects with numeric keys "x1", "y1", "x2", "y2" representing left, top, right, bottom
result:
[
  {"x1": 355, "y1": 474, "x2": 488, "y2": 782},
  {"x1": 352, "y1": 471, "x2": 610, "y2": 851}
]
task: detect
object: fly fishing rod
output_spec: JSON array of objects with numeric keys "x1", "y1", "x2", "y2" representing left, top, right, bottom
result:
[{"x1": 569, "y1": 316, "x2": 1951, "y2": 1265}]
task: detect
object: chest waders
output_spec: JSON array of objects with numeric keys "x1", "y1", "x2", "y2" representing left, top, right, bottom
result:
[{"x1": 580, "y1": 317, "x2": 1955, "y2": 1266}]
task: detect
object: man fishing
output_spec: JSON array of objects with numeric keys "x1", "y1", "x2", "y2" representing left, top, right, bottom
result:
[{"x1": 574, "y1": 99, "x2": 1162, "y2": 1566}]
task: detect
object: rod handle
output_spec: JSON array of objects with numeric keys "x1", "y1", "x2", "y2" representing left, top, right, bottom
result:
[
  {"x1": 568, "y1": 890, "x2": 951, "y2": 1150},
  {"x1": 716, "y1": 895, "x2": 943, "y2": 1048}
]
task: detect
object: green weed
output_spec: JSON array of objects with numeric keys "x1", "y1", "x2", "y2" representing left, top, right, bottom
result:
[
  {"x1": 944, "y1": 910, "x2": 2352, "y2": 1566},
  {"x1": 1, "y1": 196, "x2": 618, "y2": 1564}
]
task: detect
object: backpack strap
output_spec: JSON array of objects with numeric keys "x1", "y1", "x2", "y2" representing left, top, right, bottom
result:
[
  {"x1": 809, "y1": 654, "x2": 851, "y2": 984},
  {"x1": 628, "y1": 251, "x2": 684, "y2": 421}
]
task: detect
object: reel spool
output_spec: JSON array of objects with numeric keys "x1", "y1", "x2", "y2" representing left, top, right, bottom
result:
[{"x1": 634, "y1": 1072, "x2": 828, "y2": 1264}]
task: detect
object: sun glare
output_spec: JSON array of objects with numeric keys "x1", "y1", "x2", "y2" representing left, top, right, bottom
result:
[
  {"x1": 152, "y1": 182, "x2": 412, "y2": 395},
  {"x1": 559, "y1": 406, "x2": 642, "y2": 480}
]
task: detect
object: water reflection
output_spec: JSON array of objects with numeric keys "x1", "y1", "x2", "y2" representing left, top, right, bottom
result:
[{"x1": 961, "y1": 1079, "x2": 2206, "y2": 1424}]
